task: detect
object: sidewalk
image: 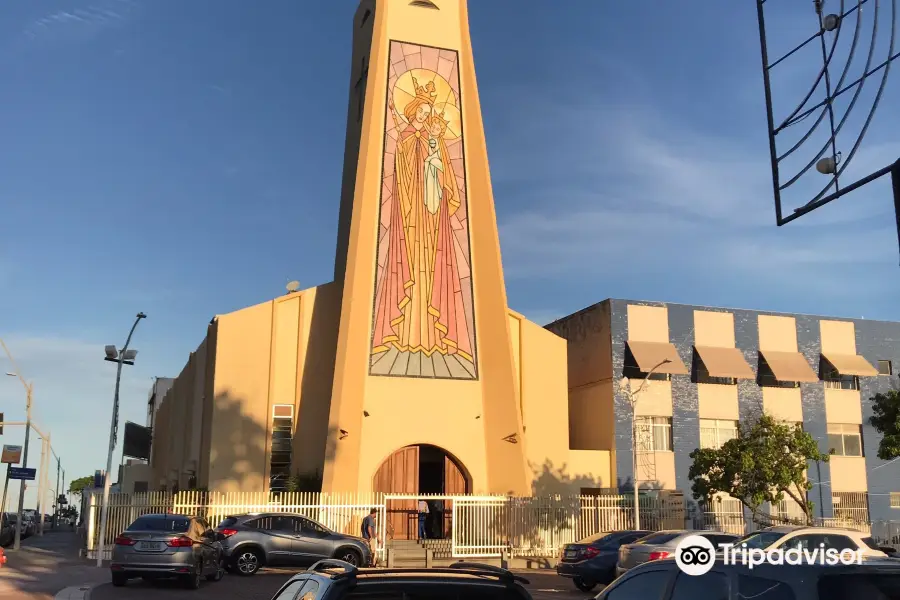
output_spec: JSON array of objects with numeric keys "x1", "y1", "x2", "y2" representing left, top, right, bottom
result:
[{"x1": 0, "y1": 530, "x2": 107, "y2": 600}]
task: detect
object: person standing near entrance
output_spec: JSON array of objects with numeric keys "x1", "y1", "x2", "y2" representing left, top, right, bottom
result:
[
  {"x1": 361, "y1": 508, "x2": 379, "y2": 567},
  {"x1": 417, "y1": 499, "x2": 430, "y2": 541}
]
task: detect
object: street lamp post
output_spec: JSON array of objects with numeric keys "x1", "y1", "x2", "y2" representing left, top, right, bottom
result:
[
  {"x1": 619, "y1": 358, "x2": 671, "y2": 531},
  {"x1": 2, "y1": 337, "x2": 35, "y2": 552},
  {"x1": 96, "y1": 312, "x2": 146, "y2": 567}
]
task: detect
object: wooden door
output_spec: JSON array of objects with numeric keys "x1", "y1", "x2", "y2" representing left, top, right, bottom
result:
[
  {"x1": 442, "y1": 456, "x2": 468, "y2": 536},
  {"x1": 373, "y1": 446, "x2": 419, "y2": 540}
]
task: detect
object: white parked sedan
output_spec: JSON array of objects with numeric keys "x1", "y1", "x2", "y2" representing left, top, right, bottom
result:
[{"x1": 728, "y1": 525, "x2": 888, "y2": 559}]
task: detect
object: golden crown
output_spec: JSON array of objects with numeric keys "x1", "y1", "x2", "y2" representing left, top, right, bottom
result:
[{"x1": 411, "y1": 77, "x2": 437, "y2": 103}]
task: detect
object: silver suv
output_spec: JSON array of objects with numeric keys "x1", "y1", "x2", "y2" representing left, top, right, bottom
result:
[
  {"x1": 110, "y1": 513, "x2": 225, "y2": 589},
  {"x1": 217, "y1": 513, "x2": 372, "y2": 576}
]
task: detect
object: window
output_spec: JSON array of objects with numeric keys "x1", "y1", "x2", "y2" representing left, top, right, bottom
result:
[
  {"x1": 606, "y1": 570, "x2": 671, "y2": 599},
  {"x1": 739, "y1": 575, "x2": 796, "y2": 600},
  {"x1": 878, "y1": 360, "x2": 893, "y2": 375},
  {"x1": 127, "y1": 516, "x2": 190, "y2": 532},
  {"x1": 671, "y1": 571, "x2": 728, "y2": 600},
  {"x1": 827, "y1": 424, "x2": 863, "y2": 457},
  {"x1": 692, "y1": 354, "x2": 736, "y2": 386},
  {"x1": 757, "y1": 355, "x2": 799, "y2": 388},
  {"x1": 273, "y1": 578, "x2": 320, "y2": 600},
  {"x1": 635, "y1": 417, "x2": 672, "y2": 452},
  {"x1": 635, "y1": 532, "x2": 682, "y2": 545},
  {"x1": 699, "y1": 419, "x2": 739, "y2": 449},
  {"x1": 778, "y1": 533, "x2": 858, "y2": 552},
  {"x1": 820, "y1": 361, "x2": 860, "y2": 390},
  {"x1": 133, "y1": 481, "x2": 149, "y2": 493},
  {"x1": 891, "y1": 492, "x2": 900, "y2": 509},
  {"x1": 218, "y1": 517, "x2": 239, "y2": 528},
  {"x1": 270, "y1": 405, "x2": 295, "y2": 491}
]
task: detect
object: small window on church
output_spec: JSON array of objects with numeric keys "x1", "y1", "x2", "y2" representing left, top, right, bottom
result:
[{"x1": 410, "y1": 0, "x2": 439, "y2": 8}]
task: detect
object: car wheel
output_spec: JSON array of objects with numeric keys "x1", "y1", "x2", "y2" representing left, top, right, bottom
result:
[
  {"x1": 183, "y1": 562, "x2": 202, "y2": 589},
  {"x1": 338, "y1": 549, "x2": 362, "y2": 567},
  {"x1": 235, "y1": 549, "x2": 262, "y2": 576},
  {"x1": 111, "y1": 573, "x2": 128, "y2": 587},
  {"x1": 573, "y1": 577, "x2": 596, "y2": 592}
]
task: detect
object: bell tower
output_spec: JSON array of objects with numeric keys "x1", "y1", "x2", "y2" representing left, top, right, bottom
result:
[{"x1": 322, "y1": 0, "x2": 530, "y2": 495}]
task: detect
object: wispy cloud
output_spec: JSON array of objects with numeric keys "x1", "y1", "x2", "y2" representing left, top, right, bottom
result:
[
  {"x1": 492, "y1": 76, "x2": 900, "y2": 316},
  {"x1": 16, "y1": 0, "x2": 137, "y2": 48}
]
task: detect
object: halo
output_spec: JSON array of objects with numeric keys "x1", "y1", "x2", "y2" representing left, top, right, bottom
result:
[
  {"x1": 391, "y1": 68, "x2": 457, "y2": 124},
  {"x1": 432, "y1": 102, "x2": 462, "y2": 140}
]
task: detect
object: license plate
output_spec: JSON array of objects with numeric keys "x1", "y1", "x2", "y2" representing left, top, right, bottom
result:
[
  {"x1": 565, "y1": 550, "x2": 577, "y2": 558},
  {"x1": 137, "y1": 541, "x2": 163, "y2": 551}
]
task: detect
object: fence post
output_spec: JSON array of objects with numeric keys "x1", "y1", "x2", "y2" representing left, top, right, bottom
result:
[{"x1": 86, "y1": 492, "x2": 98, "y2": 552}]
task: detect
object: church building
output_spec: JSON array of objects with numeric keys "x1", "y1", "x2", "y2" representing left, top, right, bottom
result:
[{"x1": 147, "y1": 0, "x2": 611, "y2": 503}]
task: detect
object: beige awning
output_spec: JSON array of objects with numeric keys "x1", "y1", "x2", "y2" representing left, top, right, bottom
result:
[
  {"x1": 626, "y1": 341, "x2": 688, "y2": 374},
  {"x1": 821, "y1": 353, "x2": 879, "y2": 376},
  {"x1": 694, "y1": 346, "x2": 755, "y2": 379},
  {"x1": 759, "y1": 350, "x2": 819, "y2": 382}
]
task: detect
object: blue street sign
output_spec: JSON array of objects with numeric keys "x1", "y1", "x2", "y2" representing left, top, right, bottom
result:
[{"x1": 9, "y1": 467, "x2": 36, "y2": 481}]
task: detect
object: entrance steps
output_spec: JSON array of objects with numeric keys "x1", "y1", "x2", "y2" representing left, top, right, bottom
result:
[{"x1": 386, "y1": 539, "x2": 500, "y2": 568}]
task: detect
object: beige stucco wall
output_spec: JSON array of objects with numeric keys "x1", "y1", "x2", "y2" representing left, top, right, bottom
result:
[
  {"x1": 829, "y1": 457, "x2": 868, "y2": 492},
  {"x1": 698, "y1": 384, "x2": 740, "y2": 420}
]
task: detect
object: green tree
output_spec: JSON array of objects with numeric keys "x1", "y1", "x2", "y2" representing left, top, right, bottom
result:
[
  {"x1": 688, "y1": 413, "x2": 830, "y2": 525},
  {"x1": 68, "y1": 475, "x2": 95, "y2": 497},
  {"x1": 869, "y1": 390, "x2": 900, "y2": 460}
]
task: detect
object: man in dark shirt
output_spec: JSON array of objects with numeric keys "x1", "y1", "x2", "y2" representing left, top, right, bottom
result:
[{"x1": 361, "y1": 508, "x2": 378, "y2": 566}]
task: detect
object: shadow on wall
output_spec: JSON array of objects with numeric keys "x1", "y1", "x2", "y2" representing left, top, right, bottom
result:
[
  {"x1": 207, "y1": 391, "x2": 272, "y2": 492},
  {"x1": 298, "y1": 282, "x2": 341, "y2": 477}
]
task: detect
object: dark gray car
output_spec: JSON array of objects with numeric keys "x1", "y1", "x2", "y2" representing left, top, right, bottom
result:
[
  {"x1": 616, "y1": 529, "x2": 740, "y2": 576},
  {"x1": 217, "y1": 513, "x2": 372, "y2": 576}
]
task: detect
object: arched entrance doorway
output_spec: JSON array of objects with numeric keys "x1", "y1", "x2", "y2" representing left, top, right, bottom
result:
[{"x1": 373, "y1": 444, "x2": 470, "y2": 540}]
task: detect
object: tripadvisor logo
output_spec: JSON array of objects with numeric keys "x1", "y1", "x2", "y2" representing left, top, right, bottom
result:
[{"x1": 674, "y1": 535, "x2": 864, "y2": 576}]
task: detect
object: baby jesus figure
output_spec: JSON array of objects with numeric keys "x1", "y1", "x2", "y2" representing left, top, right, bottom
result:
[{"x1": 423, "y1": 114, "x2": 448, "y2": 215}]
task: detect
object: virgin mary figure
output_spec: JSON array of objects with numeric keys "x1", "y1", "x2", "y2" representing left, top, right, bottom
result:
[{"x1": 371, "y1": 77, "x2": 473, "y2": 370}]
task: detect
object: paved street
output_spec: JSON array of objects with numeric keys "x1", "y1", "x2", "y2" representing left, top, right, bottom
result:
[
  {"x1": 0, "y1": 530, "x2": 106, "y2": 600},
  {"x1": 90, "y1": 567, "x2": 598, "y2": 600}
]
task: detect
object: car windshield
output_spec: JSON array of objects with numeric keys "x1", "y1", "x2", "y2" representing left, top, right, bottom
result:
[
  {"x1": 635, "y1": 532, "x2": 682, "y2": 545},
  {"x1": 127, "y1": 516, "x2": 190, "y2": 532},
  {"x1": 735, "y1": 531, "x2": 786, "y2": 549},
  {"x1": 580, "y1": 532, "x2": 617, "y2": 545}
]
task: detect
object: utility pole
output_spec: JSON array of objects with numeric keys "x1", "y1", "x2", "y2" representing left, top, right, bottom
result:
[
  {"x1": 54, "y1": 456, "x2": 61, "y2": 528},
  {"x1": 37, "y1": 435, "x2": 48, "y2": 536},
  {"x1": 13, "y1": 383, "x2": 32, "y2": 550},
  {"x1": 96, "y1": 312, "x2": 146, "y2": 567}
]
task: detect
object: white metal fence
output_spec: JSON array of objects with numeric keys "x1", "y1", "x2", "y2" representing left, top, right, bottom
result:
[
  {"x1": 83, "y1": 491, "x2": 386, "y2": 561},
  {"x1": 82, "y1": 490, "x2": 892, "y2": 560}
]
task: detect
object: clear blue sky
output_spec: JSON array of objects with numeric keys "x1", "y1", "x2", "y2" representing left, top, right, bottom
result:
[{"x1": 1, "y1": 0, "x2": 898, "y2": 508}]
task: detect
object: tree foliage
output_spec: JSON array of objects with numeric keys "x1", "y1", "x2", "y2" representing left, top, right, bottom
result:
[
  {"x1": 869, "y1": 390, "x2": 900, "y2": 460},
  {"x1": 688, "y1": 413, "x2": 829, "y2": 524},
  {"x1": 68, "y1": 476, "x2": 95, "y2": 497}
]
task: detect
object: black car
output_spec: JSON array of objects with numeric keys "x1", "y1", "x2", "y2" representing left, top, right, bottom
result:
[
  {"x1": 217, "y1": 513, "x2": 372, "y2": 575},
  {"x1": 267, "y1": 560, "x2": 532, "y2": 600},
  {"x1": 596, "y1": 555, "x2": 900, "y2": 599},
  {"x1": 557, "y1": 530, "x2": 653, "y2": 591}
]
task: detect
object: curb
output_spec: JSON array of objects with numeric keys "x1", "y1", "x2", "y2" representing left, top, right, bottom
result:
[{"x1": 54, "y1": 582, "x2": 103, "y2": 600}]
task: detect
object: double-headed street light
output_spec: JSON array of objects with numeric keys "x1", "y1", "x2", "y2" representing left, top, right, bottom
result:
[
  {"x1": 2, "y1": 339, "x2": 35, "y2": 551},
  {"x1": 96, "y1": 312, "x2": 146, "y2": 567},
  {"x1": 619, "y1": 358, "x2": 671, "y2": 531}
]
